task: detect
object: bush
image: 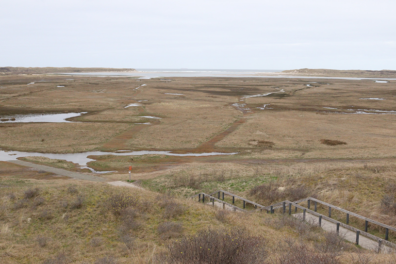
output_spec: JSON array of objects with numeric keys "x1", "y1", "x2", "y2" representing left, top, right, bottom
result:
[
  {"x1": 163, "y1": 202, "x2": 185, "y2": 219},
  {"x1": 33, "y1": 197, "x2": 45, "y2": 207},
  {"x1": 37, "y1": 236, "x2": 48, "y2": 248},
  {"x1": 157, "y1": 195, "x2": 185, "y2": 219},
  {"x1": 277, "y1": 240, "x2": 341, "y2": 264},
  {"x1": 38, "y1": 210, "x2": 54, "y2": 220},
  {"x1": 250, "y1": 182, "x2": 281, "y2": 203},
  {"x1": 381, "y1": 195, "x2": 396, "y2": 214},
  {"x1": 158, "y1": 222, "x2": 183, "y2": 240},
  {"x1": 158, "y1": 228, "x2": 267, "y2": 264},
  {"x1": 67, "y1": 186, "x2": 78, "y2": 194},
  {"x1": 13, "y1": 199, "x2": 28, "y2": 210},
  {"x1": 315, "y1": 232, "x2": 346, "y2": 255},
  {"x1": 70, "y1": 196, "x2": 84, "y2": 209},
  {"x1": 272, "y1": 215, "x2": 319, "y2": 239},
  {"x1": 24, "y1": 188, "x2": 40, "y2": 199},
  {"x1": 107, "y1": 194, "x2": 138, "y2": 216},
  {"x1": 215, "y1": 210, "x2": 229, "y2": 223},
  {"x1": 250, "y1": 183, "x2": 311, "y2": 203},
  {"x1": 120, "y1": 207, "x2": 140, "y2": 231}
]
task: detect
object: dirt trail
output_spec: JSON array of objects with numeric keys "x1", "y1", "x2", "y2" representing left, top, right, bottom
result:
[
  {"x1": 196, "y1": 118, "x2": 246, "y2": 152},
  {"x1": 9, "y1": 160, "x2": 107, "y2": 182},
  {"x1": 195, "y1": 96, "x2": 252, "y2": 152}
]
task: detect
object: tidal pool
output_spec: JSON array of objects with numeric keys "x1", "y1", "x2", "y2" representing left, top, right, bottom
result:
[
  {"x1": 0, "y1": 112, "x2": 86, "y2": 123},
  {"x1": 124, "y1": 103, "x2": 141, "y2": 108}
]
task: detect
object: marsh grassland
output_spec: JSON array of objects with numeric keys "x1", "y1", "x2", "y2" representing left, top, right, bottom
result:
[{"x1": 1, "y1": 71, "x2": 396, "y2": 263}]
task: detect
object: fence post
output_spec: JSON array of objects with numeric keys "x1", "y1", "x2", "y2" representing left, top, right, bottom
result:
[
  {"x1": 385, "y1": 228, "x2": 389, "y2": 241},
  {"x1": 232, "y1": 196, "x2": 235, "y2": 204},
  {"x1": 222, "y1": 192, "x2": 224, "y2": 200},
  {"x1": 378, "y1": 240, "x2": 382, "y2": 253},
  {"x1": 356, "y1": 231, "x2": 360, "y2": 245},
  {"x1": 314, "y1": 201, "x2": 317, "y2": 212},
  {"x1": 243, "y1": 201, "x2": 246, "y2": 209},
  {"x1": 289, "y1": 203, "x2": 292, "y2": 215},
  {"x1": 329, "y1": 206, "x2": 331, "y2": 218},
  {"x1": 319, "y1": 216, "x2": 322, "y2": 227},
  {"x1": 283, "y1": 202, "x2": 286, "y2": 214},
  {"x1": 346, "y1": 213, "x2": 349, "y2": 224},
  {"x1": 303, "y1": 209, "x2": 306, "y2": 221},
  {"x1": 270, "y1": 205, "x2": 273, "y2": 214},
  {"x1": 212, "y1": 198, "x2": 215, "y2": 207},
  {"x1": 199, "y1": 194, "x2": 201, "y2": 202},
  {"x1": 365, "y1": 220, "x2": 368, "y2": 232},
  {"x1": 308, "y1": 200, "x2": 311, "y2": 209},
  {"x1": 202, "y1": 194, "x2": 205, "y2": 203},
  {"x1": 337, "y1": 223, "x2": 340, "y2": 234}
]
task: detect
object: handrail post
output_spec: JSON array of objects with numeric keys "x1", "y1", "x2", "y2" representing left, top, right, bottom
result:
[
  {"x1": 356, "y1": 231, "x2": 360, "y2": 245},
  {"x1": 337, "y1": 223, "x2": 340, "y2": 234},
  {"x1": 314, "y1": 201, "x2": 317, "y2": 212},
  {"x1": 378, "y1": 240, "x2": 382, "y2": 253},
  {"x1": 218, "y1": 191, "x2": 220, "y2": 199},
  {"x1": 303, "y1": 209, "x2": 306, "y2": 221},
  {"x1": 212, "y1": 198, "x2": 215, "y2": 207},
  {"x1": 288, "y1": 203, "x2": 292, "y2": 215},
  {"x1": 385, "y1": 228, "x2": 389, "y2": 241},
  {"x1": 329, "y1": 206, "x2": 331, "y2": 218},
  {"x1": 282, "y1": 202, "x2": 286, "y2": 214},
  {"x1": 308, "y1": 200, "x2": 311, "y2": 209},
  {"x1": 243, "y1": 200, "x2": 246, "y2": 209},
  {"x1": 222, "y1": 192, "x2": 224, "y2": 200},
  {"x1": 319, "y1": 216, "x2": 322, "y2": 227},
  {"x1": 365, "y1": 220, "x2": 368, "y2": 232},
  {"x1": 232, "y1": 196, "x2": 235, "y2": 204},
  {"x1": 202, "y1": 194, "x2": 205, "y2": 203},
  {"x1": 223, "y1": 203, "x2": 225, "y2": 210},
  {"x1": 346, "y1": 213, "x2": 349, "y2": 224},
  {"x1": 270, "y1": 205, "x2": 273, "y2": 214}
]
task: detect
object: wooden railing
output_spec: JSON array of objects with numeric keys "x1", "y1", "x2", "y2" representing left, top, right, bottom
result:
[{"x1": 193, "y1": 189, "x2": 396, "y2": 251}]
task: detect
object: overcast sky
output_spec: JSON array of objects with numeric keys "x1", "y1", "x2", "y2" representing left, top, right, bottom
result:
[{"x1": 1, "y1": 0, "x2": 395, "y2": 70}]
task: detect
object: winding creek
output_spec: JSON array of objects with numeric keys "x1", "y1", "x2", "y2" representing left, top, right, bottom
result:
[{"x1": 0, "y1": 150, "x2": 237, "y2": 173}]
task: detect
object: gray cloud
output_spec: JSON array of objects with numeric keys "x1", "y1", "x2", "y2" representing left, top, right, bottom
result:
[{"x1": 1, "y1": 0, "x2": 395, "y2": 69}]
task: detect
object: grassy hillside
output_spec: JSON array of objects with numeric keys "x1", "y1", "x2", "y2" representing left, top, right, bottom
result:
[{"x1": 1, "y1": 172, "x2": 395, "y2": 263}]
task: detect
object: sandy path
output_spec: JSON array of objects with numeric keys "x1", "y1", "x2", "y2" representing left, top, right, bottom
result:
[
  {"x1": 9, "y1": 160, "x2": 107, "y2": 182},
  {"x1": 107, "y1": 181, "x2": 143, "y2": 189}
]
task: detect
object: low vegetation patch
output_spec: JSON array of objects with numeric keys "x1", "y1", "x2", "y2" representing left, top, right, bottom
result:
[
  {"x1": 157, "y1": 227, "x2": 267, "y2": 264},
  {"x1": 320, "y1": 139, "x2": 347, "y2": 146},
  {"x1": 250, "y1": 182, "x2": 312, "y2": 204}
]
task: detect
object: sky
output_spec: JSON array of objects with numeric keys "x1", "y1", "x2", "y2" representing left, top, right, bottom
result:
[{"x1": 1, "y1": 0, "x2": 395, "y2": 70}]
